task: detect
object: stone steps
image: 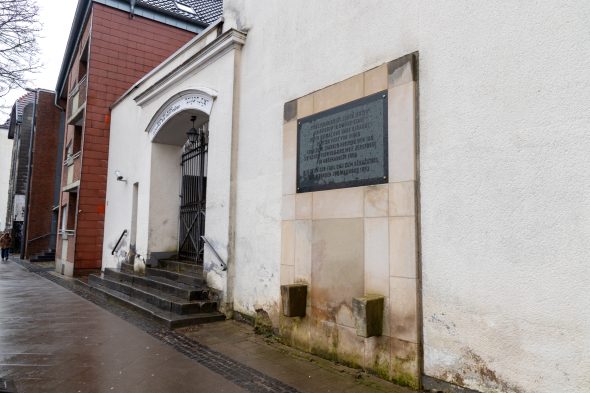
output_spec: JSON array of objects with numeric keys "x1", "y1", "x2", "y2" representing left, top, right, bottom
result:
[
  {"x1": 120, "y1": 262, "x2": 134, "y2": 273},
  {"x1": 89, "y1": 273, "x2": 217, "y2": 315},
  {"x1": 157, "y1": 259, "x2": 203, "y2": 276},
  {"x1": 103, "y1": 269, "x2": 207, "y2": 301},
  {"x1": 87, "y1": 259, "x2": 224, "y2": 328},
  {"x1": 145, "y1": 267, "x2": 205, "y2": 287},
  {"x1": 88, "y1": 281, "x2": 225, "y2": 329},
  {"x1": 30, "y1": 249, "x2": 56, "y2": 262}
]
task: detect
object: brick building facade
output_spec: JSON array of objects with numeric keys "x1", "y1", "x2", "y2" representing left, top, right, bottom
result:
[
  {"x1": 54, "y1": 0, "x2": 219, "y2": 275},
  {"x1": 5, "y1": 90, "x2": 62, "y2": 259}
]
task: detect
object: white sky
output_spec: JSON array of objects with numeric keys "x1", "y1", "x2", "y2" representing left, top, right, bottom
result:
[{"x1": 1, "y1": 0, "x2": 79, "y2": 119}]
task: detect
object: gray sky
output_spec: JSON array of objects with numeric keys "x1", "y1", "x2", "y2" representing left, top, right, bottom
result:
[{"x1": 1, "y1": 0, "x2": 79, "y2": 118}]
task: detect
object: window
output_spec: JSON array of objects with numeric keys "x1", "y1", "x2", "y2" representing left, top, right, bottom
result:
[{"x1": 175, "y1": 1, "x2": 196, "y2": 14}]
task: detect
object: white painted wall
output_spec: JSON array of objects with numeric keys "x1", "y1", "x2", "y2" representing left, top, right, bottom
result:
[
  {"x1": 103, "y1": 26, "x2": 240, "y2": 306},
  {"x1": 0, "y1": 128, "x2": 13, "y2": 230},
  {"x1": 223, "y1": 1, "x2": 590, "y2": 392},
  {"x1": 103, "y1": 2, "x2": 590, "y2": 391}
]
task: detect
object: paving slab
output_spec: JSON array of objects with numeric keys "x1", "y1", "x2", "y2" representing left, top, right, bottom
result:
[
  {"x1": 2, "y1": 258, "x2": 422, "y2": 393},
  {"x1": 180, "y1": 321, "x2": 417, "y2": 393},
  {"x1": 0, "y1": 260, "x2": 244, "y2": 393}
]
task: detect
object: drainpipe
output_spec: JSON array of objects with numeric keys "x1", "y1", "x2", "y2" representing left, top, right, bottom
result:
[
  {"x1": 21, "y1": 88, "x2": 38, "y2": 259},
  {"x1": 51, "y1": 102, "x2": 66, "y2": 252},
  {"x1": 129, "y1": 0, "x2": 136, "y2": 18}
]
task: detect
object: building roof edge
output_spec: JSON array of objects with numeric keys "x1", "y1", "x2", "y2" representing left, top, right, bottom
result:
[{"x1": 54, "y1": 0, "x2": 212, "y2": 106}]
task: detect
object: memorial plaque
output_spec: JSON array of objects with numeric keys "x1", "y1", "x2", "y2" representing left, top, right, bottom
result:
[{"x1": 297, "y1": 91, "x2": 388, "y2": 193}]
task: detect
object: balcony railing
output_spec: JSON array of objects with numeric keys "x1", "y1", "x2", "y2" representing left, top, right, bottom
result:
[
  {"x1": 63, "y1": 152, "x2": 81, "y2": 191},
  {"x1": 58, "y1": 229, "x2": 76, "y2": 237},
  {"x1": 67, "y1": 75, "x2": 88, "y2": 125}
]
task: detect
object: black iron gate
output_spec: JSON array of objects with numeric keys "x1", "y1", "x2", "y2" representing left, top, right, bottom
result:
[{"x1": 178, "y1": 122, "x2": 208, "y2": 262}]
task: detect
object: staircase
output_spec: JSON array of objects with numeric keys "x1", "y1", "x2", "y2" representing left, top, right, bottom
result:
[
  {"x1": 30, "y1": 249, "x2": 56, "y2": 262},
  {"x1": 87, "y1": 258, "x2": 225, "y2": 328}
]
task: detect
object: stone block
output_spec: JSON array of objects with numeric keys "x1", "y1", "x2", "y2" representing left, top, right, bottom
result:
[
  {"x1": 389, "y1": 181, "x2": 416, "y2": 217},
  {"x1": 389, "y1": 277, "x2": 419, "y2": 343},
  {"x1": 364, "y1": 64, "x2": 388, "y2": 95},
  {"x1": 297, "y1": 94, "x2": 314, "y2": 118},
  {"x1": 313, "y1": 74, "x2": 364, "y2": 113},
  {"x1": 294, "y1": 220, "x2": 312, "y2": 283},
  {"x1": 364, "y1": 217, "x2": 389, "y2": 295},
  {"x1": 312, "y1": 188, "x2": 364, "y2": 219},
  {"x1": 352, "y1": 295, "x2": 385, "y2": 337},
  {"x1": 282, "y1": 121, "x2": 297, "y2": 195},
  {"x1": 389, "y1": 216, "x2": 417, "y2": 279},
  {"x1": 284, "y1": 100, "x2": 297, "y2": 123},
  {"x1": 388, "y1": 83, "x2": 416, "y2": 182},
  {"x1": 281, "y1": 284, "x2": 308, "y2": 317},
  {"x1": 311, "y1": 218, "x2": 364, "y2": 312},
  {"x1": 364, "y1": 184, "x2": 389, "y2": 217}
]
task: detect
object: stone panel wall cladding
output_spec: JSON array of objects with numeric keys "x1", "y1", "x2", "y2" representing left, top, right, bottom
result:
[{"x1": 280, "y1": 53, "x2": 420, "y2": 388}]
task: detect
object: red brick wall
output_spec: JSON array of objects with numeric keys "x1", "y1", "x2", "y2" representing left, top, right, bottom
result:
[
  {"x1": 25, "y1": 91, "x2": 61, "y2": 257},
  {"x1": 72, "y1": 4, "x2": 196, "y2": 269},
  {"x1": 56, "y1": 15, "x2": 93, "y2": 268}
]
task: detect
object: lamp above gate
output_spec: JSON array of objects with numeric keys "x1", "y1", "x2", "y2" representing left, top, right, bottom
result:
[{"x1": 187, "y1": 115, "x2": 198, "y2": 144}]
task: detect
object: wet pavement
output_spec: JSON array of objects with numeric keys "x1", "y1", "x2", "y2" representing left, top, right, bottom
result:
[
  {"x1": 0, "y1": 259, "x2": 416, "y2": 393},
  {"x1": 0, "y1": 259, "x2": 243, "y2": 393}
]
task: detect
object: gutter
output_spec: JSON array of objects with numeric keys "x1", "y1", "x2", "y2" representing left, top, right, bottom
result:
[
  {"x1": 54, "y1": 0, "x2": 210, "y2": 106},
  {"x1": 54, "y1": 0, "x2": 92, "y2": 107}
]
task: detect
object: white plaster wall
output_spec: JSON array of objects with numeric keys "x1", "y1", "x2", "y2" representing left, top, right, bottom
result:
[
  {"x1": 104, "y1": 39, "x2": 238, "y2": 301},
  {"x1": 148, "y1": 143, "x2": 181, "y2": 254},
  {"x1": 103, "y1": 97, "x2": 150, "y2": 268},
  {"x1": 0, "y1": 129, "x2": 13, "y2": 230},
  {"x1": 225, "y1": 1, "x2": 590, "y2": 392},
  {"x1": 418, "y1": 3, "x2": 590, "y2": 392}
]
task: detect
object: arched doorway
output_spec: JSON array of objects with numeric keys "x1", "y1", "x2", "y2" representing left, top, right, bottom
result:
[{"x1": 146, "y1": 90, "x2": 215, "y2": 265}]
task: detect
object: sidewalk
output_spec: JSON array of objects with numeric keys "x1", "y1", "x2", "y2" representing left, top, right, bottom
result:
[{"x1": 1, "y1": 259, "x2": 418, "y2": 393}]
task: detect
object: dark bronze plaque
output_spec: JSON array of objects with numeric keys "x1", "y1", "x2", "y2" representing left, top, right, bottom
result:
[{"x1": 297, "y1": 91, "x2": 388, "y2": 193}]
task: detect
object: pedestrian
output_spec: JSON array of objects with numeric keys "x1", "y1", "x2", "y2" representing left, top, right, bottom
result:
[{"x1": 0, "y1": 232, "x2": 11, "y2": 260}]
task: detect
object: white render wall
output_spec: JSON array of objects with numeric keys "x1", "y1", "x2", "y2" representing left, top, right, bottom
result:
[
  {"x1": 0, "y1": 128, "x2": 13, "y2": 230},
  {"x1": 224, "y1": 1, "x2": 590, "y2": 392},
  {"x1": 103, "y1": 26, "x2": 240, "y2": 304}
]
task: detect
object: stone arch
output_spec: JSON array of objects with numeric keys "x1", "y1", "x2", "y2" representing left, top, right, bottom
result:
[{"x1": 146, "y1": 89, "x2": 216, "y2": 144}]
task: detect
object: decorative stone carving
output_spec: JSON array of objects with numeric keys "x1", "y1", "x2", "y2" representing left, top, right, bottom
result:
[{"x1": 147, "y1": 91, "x2": 214, "y2": 141}]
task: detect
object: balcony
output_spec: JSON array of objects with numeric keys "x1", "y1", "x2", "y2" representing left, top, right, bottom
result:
[
  {"x1": 67, "y1": 75, "x2": 87, "y2": 125},
  {"x1": 63, "y1": 152, "x2": 81, "y2": 192}
]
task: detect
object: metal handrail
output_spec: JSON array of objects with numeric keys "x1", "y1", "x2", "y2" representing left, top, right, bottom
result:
[
  {"x1": 201, "y1": 236, "x2": 227, "y2": 271},
  {"x1": 63, "y1": 151, "x2": 81, "y2": 166},
  {"x1": 66, "y1": 75, "x2": 88, "y2": 120},
  {"x1": 27, "y1": 232, "x2": 56, "y2": 244},
  {"x1": 111, "y1": 229, "x2": 128, "y2": 255},
  {"x1": 67, "y1": 74, "x2": 87, "y2": 99}
]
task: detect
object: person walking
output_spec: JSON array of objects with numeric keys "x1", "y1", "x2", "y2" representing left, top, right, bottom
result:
[{"x1": 0, "y1": 232, "x2": 12, "y2": 260}]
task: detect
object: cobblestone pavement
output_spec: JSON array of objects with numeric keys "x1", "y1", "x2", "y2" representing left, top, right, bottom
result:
[{"x1": 3, "y1": 258, "x2": 417, "y2": 393}]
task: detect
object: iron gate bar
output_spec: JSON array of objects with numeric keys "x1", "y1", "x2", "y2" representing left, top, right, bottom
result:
[{"x1": 179, "y1": 123, "x2": 208, "y2": 263}]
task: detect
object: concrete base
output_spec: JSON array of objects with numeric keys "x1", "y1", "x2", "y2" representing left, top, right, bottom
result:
[
  {"x1": 422, "y1": 375, "x2": 481, "y2": 393},
  {"x1": 352, "y1": 295, "x2": 384, "y2": 337},
  {"x1": 55, "y1": 258, "x2": 74, "y2": 276}
]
